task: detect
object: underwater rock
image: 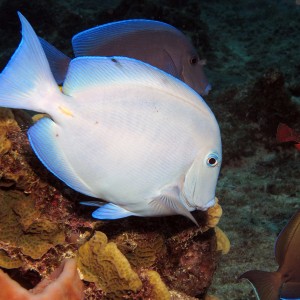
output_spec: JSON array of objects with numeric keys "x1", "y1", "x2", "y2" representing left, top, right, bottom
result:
[
  {"x1": 213, "y1": 68, "x2": 300, "y2": 163},
  {"x1": 0, "y1": 259, "x2": 84, "y2": 300},
  {"x1": 243, "y1": 68, "x2": 299, "y2": 137},
  {"x1": 161, "y1": 228, "x2": 218, "y2": 298}
]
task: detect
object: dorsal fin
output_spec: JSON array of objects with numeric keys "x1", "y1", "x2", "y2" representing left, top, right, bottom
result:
[
  {"x1": 72, "y1": 19, "x2": 182, "y2": 57},
  {"x1": 62, "y1": 56, "x2": 210, "y2": 118}
]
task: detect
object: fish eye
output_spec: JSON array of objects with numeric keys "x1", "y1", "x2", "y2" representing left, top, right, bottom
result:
[
  {"x1": 190, "y1": 56, "x2": 198, "y2": 65},
  {"x1": 206, "y1": 153, "x2": 219, "y2": 167}
]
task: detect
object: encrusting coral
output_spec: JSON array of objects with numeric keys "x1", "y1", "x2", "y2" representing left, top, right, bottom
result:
[
  {"x1": 0, "y1": 190, "x2": 65, "y2": 260},
  {"x1": 205, "y1": 198, "x2": 223, "y2": 229},
  {"x1": 77, "y1": 231, "x2": 142, "y2": 298},
  {"x1": 0, "y1": 259, "x2": 84, "y2": 300},
  {"x1": 215, "y1": 227, "x2": 230, "y2": 255},
  {"x1": 145, "y1": 270, "x2": 170, "y2": 300},
  {"x1": 0, "y1": 249, "x2": 22, "y2": 269},
  {"x1": 112, "y1": 231, "x2": 167, "y2": 268}
]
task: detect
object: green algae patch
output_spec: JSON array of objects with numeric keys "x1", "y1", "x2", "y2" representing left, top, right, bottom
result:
[
  {"x1": 77, "y1": 231, "x2": 142, "y2": 298},
  {"x1": 0, "y1": 190, "x2": 65, "y2": 260}
]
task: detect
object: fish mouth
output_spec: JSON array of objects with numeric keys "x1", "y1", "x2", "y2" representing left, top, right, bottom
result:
[
  {"x1": 182, "y1": 193, "x2": 215, "y2": 211},
  {"x1": 196, "y1": 198, "x2": 216, "y2": 210},
  {"x1": 202, "y1": 83, "x2": 212, "y2": 95},
  {"x1": 201, "y1": 197, "x2": 216, "y2": 210}
]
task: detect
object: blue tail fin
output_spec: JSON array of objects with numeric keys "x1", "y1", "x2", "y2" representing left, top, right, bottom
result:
[{"x1": 0, "y1": 12, "x2": 60, "y2": 113}]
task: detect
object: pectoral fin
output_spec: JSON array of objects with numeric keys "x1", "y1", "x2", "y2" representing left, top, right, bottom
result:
[
  {"x1": 149, "y1": 189, "x2": 198, "y2": 226},
  {"x1": 160, "y1": 49, "x2": 179, "y2": 78}
]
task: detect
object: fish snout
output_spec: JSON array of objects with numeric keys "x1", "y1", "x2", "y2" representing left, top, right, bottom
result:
[
  {"x1": 201, "y1": 83, "x2": 212, "y2": 96},
  {"x1": 192, "y1": 197, "x2": 216, "y2": 211},
  {"x1": 200, "y1": 197, "x2": 216, "y2": 210},
  {"x1": 182, "y1": 192, "x2": 216, "y2": 211}
]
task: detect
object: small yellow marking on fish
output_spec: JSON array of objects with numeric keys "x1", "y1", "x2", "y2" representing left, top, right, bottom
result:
[{"x1": 58, "y1": 106, "x2": 74, "y2": 117}]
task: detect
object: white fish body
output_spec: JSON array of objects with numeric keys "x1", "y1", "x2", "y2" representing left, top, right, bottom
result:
[{"x1": 0, "y1": 13, "x2": 222, "y2": 225}]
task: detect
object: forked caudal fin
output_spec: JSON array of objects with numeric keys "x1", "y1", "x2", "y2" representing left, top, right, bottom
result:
[{"x1": 0, "y1": 12, "x2": 61, "y2": 114}]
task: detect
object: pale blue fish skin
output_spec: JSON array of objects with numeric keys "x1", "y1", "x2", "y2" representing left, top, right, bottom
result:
[
  {"x1": 41, "y1": 19, "x2": 211, "y2": 95},
  {"x1": 0, "y1": 13, "x2": 221, "y2": 225}
]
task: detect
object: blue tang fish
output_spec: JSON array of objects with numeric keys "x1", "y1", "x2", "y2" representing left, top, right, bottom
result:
[
  {"x1": 40, "y1": 19, "x2": 211, "y2": 95},
  {"x1": 0, "y1": 13, "x2": 221, "y2": 225}
]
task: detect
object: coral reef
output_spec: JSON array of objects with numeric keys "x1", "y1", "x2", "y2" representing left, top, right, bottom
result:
[{"x1": 0, "y1": 259, "x2": 84, "y2": 299}]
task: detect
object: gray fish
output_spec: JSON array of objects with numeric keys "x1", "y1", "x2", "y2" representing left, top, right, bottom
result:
[
  {"x1": 240, "y1": 210, "x2": 300, "y2": 300},
  {"x1": 40, "y1": 19, "x2": 211, "y2": 95}
]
